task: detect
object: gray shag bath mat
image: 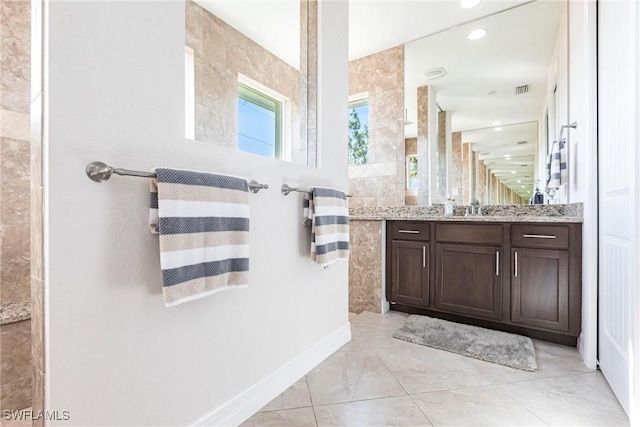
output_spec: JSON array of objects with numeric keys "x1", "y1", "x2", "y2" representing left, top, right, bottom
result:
[{"x1": 393, "y1": 315, "x2": 537, "y2": 371}]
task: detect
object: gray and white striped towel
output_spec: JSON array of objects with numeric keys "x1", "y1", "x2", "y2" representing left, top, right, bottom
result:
[
  {"x1": 150, "y1": 168, "x2": 250, "y2": 307},
  {"x1": 547, "y1": 140, "x2": 567, "y2": 188},
  {"x1": 304, "y1": 187, "x2": 349, "y2": 267}
]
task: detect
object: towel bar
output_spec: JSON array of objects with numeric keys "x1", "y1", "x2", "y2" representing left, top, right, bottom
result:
[
  {"x1": 558, "y1": 121, "x2": 577, "y2": 142},
  {"x1": 281, "y1": 183, "x2": 351, "y2": 197},
  {"x1": 85, "y1": 161, "x2": 269, "y2": 193}
]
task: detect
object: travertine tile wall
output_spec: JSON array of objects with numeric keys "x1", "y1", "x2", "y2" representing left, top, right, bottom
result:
[
  {"x1": 30, "y1": 0, "x2": 45, "y2": 420},
  {"x1": 185, "y1": 0, "x2": 309, "y2": 164},
  {"x1": 1, "y1": 0, "x2": 30, "y2": 304},
  {"x1": 348, "y1": 45, "x2": 404, "y2": 208},
  {"x1": 349, "y1": 221, "x2": 383, "y2": 314},
  {"x1": 476, "y1": 160, "x2": 486, "y2": 204},
  {"x1": 461, "y1": 142, "x2": 470, "y2": 205},
  {"x1": 436, "y1": 111, "x2": 447, "y2": 199},
  {"x1": 416, "y1": 85, "x2": 431, "y2": 206},
  {"x1": 0, "y1": 0, "x2": 34, "y2": 413},
  {"x1": 451, "y1": 132, "x2": 462, "y2": 201}
]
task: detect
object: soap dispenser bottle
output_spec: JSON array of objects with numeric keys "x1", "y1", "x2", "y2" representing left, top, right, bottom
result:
[{"x1": 444, "y1": 197, "x2": 454, "y2": 217}]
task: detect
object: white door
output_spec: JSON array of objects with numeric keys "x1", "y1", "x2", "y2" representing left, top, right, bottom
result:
[{"x1": 597, "y1": 0, "x2": 639, "y2": 418}]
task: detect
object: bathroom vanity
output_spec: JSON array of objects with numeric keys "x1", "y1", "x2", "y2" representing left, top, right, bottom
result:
[{"x1": 349, "y1": 205, "x2": 583, "y2": 346}]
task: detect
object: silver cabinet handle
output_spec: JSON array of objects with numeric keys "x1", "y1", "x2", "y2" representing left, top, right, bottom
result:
[
  {"x1": 523, "y1": 234, "x2": 556, "y2": 239},
  {"x1": 423, "y1": 246, "x2": 426, "y2": 268},
  {"x1": 514, "y1": 252, "x2": 518, "y2": 277},
  {"x1": 399, "y1": 230, "x2": 420, "y2": 234},
  {"x1": 496, "y1": 251, "x2": 499, "y2": 276}
]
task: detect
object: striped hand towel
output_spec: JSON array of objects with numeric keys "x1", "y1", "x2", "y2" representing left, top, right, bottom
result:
[
  {"x1": 305, "y1": 187, "x2": 349, "y2": 267},
  {"x1": 149, "y1": 168, "x2": 250, "y2": 307},
  {"x1": 547, "y1": 140, "x2": 567, "y2": 188}
]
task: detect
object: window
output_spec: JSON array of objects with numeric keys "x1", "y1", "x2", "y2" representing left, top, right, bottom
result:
[
  {"x1": 238, "y1": 83, "x2": 282, "y2": 159},
  {"x1": 407, "y1": 155, "x2": 419, "y2": 189},
  {"x1": 185, "y1": 46, "x2": 195, "y2": 140},
  {"x1": 348, "y1": 98, "x2": 370, "y2": 165}
]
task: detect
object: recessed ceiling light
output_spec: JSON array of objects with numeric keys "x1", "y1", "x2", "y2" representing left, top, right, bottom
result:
[
  {"x1": 510, "y1": 171, "x2": 516, "y2": 174},
  {"x1": 504, "y1": 154, "x2": 511, "y2": 158},
  {"x1": 517, "y1": 180, "x2": 521, "y2": 183},
  {"x1": 521, "y1": 186, "x2": 525, "y2": 188},
  {"x1": 527, "y1": 191, "x2": 531, "y2": 194},
  {"x1": 492, "y1": 121, "x2": 501, "y2": 125},
  {"x1": 460, "y1": 0, "x2": 481, "y2": 9},
  {"x1": 494, "y1": 127, "x2": 503, "y2": 131},
  {"x1": 467, "y1": 29, "x2": 488, "y2": 40}
]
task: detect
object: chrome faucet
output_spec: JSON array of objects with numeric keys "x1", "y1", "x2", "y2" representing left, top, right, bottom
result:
[{"x1": 465, "y1": 199, "x2": 482, "y2": 217}]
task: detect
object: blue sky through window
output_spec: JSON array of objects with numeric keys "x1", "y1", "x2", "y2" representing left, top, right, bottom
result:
[{"x1": 238, "y1": 98, "x2": 276, "y2": 158}]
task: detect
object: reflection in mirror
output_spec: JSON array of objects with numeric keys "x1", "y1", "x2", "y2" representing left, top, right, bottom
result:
[
  {"x1": 462, "y1": 122, "x2": 537, "y2": 204},
  {"x1": 401, "y1": 0, "x2": 567, "y2": 206},
  {"x1": 185, "y1": 0, "x2": 317, "y2": 166}
]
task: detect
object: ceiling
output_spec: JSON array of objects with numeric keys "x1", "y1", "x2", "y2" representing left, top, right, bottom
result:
[
  {"x1": 349, "y1": 0, "x2": 531, "y2": 61},
  {"x1": 396, "y1": 0, "x2": 564, "y2": 200}
]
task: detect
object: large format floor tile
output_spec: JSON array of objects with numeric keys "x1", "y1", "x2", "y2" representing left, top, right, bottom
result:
[
  {"x1": 306, "y1": 349, "x2": 406, "y2": 405},
  {"x1": 411, "y1": 386, "x2": 545, "y2": 426},
  {"x1": 314, "y1": 396, "x2": 432, "y2": 427},
  {"x1": 261, "y1": 377, "x2": 312, "y2": 412},
  {"x1": 249, "y1": 311, "x2": 629, "y2": 427},
  {"x1": 496, "y1": 374, "x2": 630, "y2": 426},
  {"x1": 241, "y1": 407, "x2": 316, "y2": 427}
]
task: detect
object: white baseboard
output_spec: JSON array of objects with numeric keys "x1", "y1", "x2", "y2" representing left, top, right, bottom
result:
[{"x1": 191, "y1": 322, "x2": 351, "y2": 426}]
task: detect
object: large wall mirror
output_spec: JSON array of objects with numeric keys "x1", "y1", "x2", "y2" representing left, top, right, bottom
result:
[
  {"x1": 185, "y1": 0, "x2": 317, "y2": 167},
  {"x1": 348, "y1": 0, "x2": 568, "y2": 207}
]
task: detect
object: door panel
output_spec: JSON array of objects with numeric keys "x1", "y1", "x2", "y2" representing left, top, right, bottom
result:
[
  {"x1": 511, "y1": 248, "x2": 569, "y2": 332},
  {"x1": 391, "y1": 240, "x2": 429, "y2": 307},
  {"x1": 435, "y1": 244, "x2": 502, "y2": 320},
  {"x1": 598, "y1": 0, "x2": 639, "y2": 416}
]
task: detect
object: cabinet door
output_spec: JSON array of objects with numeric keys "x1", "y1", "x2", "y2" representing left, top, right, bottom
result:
[
  {"x1": 511, "y1": 248, "x2": 569, "y2": 332},
  {"x1": 391, "y1": 240, "x2": 429, "y2": 307},
  {"x1": 435, "y1": 244, "x2": 503, "y2": 320}
]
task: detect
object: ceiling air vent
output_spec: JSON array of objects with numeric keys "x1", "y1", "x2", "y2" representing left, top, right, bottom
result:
[
  {"x1": 516, "y1": 140, "x2": 528, "y2": 145},
  {"x1": 424, "y1": 67, "x2": 447, "y2": 80},
  {"x1": 515, "y1": 84, "x2": 530, "y2": 95}
]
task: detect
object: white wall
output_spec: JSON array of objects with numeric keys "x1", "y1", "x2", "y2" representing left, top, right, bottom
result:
[
  {"x1": 43, "y1": 1, "x2": 349, "y2": 425},
  {"x1": 567, "y1": 0, "x2": 598, "y2": 370}
]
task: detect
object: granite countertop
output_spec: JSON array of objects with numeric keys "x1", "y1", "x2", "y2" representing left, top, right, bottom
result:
[
  {"x1": 0, "y1": 300, "x2": 31, "y2": 325},
  {"x1": 349, "y1": 203, "x2": 583, "y2": 223}
]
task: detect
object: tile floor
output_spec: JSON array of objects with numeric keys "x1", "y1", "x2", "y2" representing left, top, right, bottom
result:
[{"x1": 242, "y1": 311, "x2": 630, "y2": 427}]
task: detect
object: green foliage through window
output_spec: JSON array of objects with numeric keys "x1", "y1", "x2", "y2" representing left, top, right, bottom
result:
[
  {"x1": 348, "y1": 99, "x2": 369, "y2": 165},
  {"x1": 407, "y1": 155, "x2": 418, "y2": 190}
]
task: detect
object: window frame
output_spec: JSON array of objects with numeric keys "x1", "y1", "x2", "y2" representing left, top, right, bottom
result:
[{"x1": 237, "y1": 82, "x2": 284, "y2": 159}]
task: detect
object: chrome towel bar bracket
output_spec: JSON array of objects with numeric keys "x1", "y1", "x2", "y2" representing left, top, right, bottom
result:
[
  {"x1": 281, "y1": 183, "x2": 351, "y2": 197},
  {"x1": 85, "y1": 161, "x2": 269, "y2": 193}
]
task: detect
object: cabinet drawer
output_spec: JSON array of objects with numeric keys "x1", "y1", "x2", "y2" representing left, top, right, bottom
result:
[
  {"x1": 435, "y1": 223, "x2": 502, "y2": 245},
  {"x1": 388, "y1": 221, "x2": 430, "y2": 241},
  {"x1": 511, "y1": 225, "x2": 569, "y2": 249}
]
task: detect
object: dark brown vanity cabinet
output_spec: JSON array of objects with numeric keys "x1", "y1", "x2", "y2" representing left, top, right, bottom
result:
[
  {"x1": 435, "y1": 244, "x2": 503, "y2": 320},
  {"x1": 433, "y1": 223, "x2": 504, "y2": 320},
  {"x1": 386, "y1": 220, "x2": 582, "y2": 344},
  {"x1": 391, "y1": 240, "x2": 429, "y2": 307},
  {"x1": 387, "y1": 222, "x2": 430, "y2": 307},
  {"x1": 510, "y1": 224, "x2": 580, "y2": 336}
]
